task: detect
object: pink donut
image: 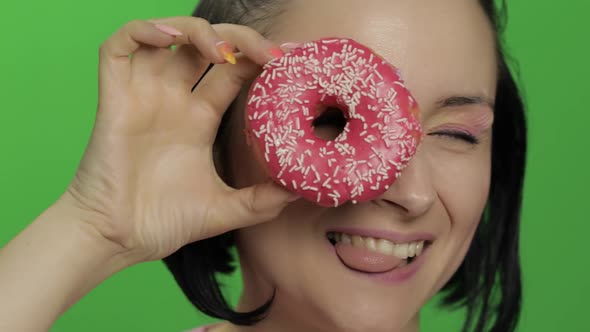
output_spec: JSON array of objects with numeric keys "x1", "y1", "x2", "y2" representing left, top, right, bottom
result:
[{"x1": 245, "y1": 38, "x2": 422, "y2": 207}]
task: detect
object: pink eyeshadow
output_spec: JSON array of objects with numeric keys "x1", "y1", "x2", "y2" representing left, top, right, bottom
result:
[{"x1": 449, "y1": 108, "x2": 495, "y2": 137}]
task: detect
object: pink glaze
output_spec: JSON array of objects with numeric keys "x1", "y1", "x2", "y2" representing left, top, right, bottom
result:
[
  {"x1": 245, "y1": 37, "x2": 423, "y2": 207},
  {"x1": 335, "y1": 243, "x2": 403, "y2": 272}
]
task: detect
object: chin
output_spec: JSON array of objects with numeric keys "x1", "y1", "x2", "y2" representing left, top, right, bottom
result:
[{"x1": 315, "y1": 296, "x2": 419, "y2": 332}]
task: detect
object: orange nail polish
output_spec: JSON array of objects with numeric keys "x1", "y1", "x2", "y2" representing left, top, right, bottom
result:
[
  {"x1": 216, "y1": 41, "x2": 237, "y2": 64},
  {"x1": 269, "y1": 47, "x2": 284, "y2": 59}
]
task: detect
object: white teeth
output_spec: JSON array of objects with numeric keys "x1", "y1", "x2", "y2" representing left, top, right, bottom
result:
[
  {"x1": 351, "y1": 235, "x2": 364, "y2": 247},
  {"x1": 341, "y1": 233, "x2": 351, "y2": 245},
  {"x1": 408, "y1": 242, "x2": 416, "y2": 257},
  {"x1": 393, "y1": 243, "x2": 408, "y2": 259},
  {"x1": 415, "y1": 241, "x2": 424, "y2": 256},
  {"x1": 377, "y1": 239, "x2": 394, "y2": 254},
  {"x1": 364, "y1": 237, "x2": 377, "y2": 251},
  {"x1": 329, "y1": 232, "x2": 426, "y2": 260}
]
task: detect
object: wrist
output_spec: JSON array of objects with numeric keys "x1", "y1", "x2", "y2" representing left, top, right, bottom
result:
[
  {"x1": 0, "y1": 192, "x2": 135, "y2": 330},
  {"x1": 51, "y1": 190, "x2": 140, "y2": 268}
]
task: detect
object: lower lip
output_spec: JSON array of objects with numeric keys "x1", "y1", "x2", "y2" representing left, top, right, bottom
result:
[{"x1": 326, "y1": 240, "x2": 429, "y2": 283}]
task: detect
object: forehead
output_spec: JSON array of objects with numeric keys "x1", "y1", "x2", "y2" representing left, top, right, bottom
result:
[{"x1": 269, "y1": 0, "x2": 498, "y2": 107}]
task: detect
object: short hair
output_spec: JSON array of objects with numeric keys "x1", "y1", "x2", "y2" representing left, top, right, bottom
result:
[{"x1": 162, "y1": 1, "x2": 527, "y2": 331}]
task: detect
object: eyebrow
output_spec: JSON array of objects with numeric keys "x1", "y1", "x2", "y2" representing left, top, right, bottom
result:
[{"x1": 435, "y1": 95, "x2": 495, "y2": 110}]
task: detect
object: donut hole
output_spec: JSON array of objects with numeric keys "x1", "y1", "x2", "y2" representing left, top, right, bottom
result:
[{"x1": 312, "y1": 106, "x2": 348, "y2": 141}]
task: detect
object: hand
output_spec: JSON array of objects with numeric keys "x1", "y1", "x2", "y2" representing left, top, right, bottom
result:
[{"x1": 64, "y1": 17, "x2": 298, "y2": 264}]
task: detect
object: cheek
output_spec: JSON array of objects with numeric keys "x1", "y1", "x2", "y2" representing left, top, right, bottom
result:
[
  {"x1": 424, "y1": 142, "x2": 491, "y2": 289},
  {"x1": 236, "y1": 223, "x2": 288, "y2": 276},
  {"x1": 235, "y1": 204, "x2": 319, "y2": 300},
  {"x1": 427, "y1": 142, "x2": 491, "y2": 224}
]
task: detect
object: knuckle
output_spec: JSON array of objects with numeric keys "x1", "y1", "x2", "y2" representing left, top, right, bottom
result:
[
  {"x1": 228, "y1": 71, "x2": 247, "y2": 89},
  {"x1": 245, "y1": 186, "x2": 262, "y2": 215},
  {"x1": 182, "y1": 17, "x2": 208, "y2": 36},
  {"x1": 190, "y1": 16, "x2": 209, "y2": 27},
  {"x1": 98, "y1": 19, "x2": 144, "y2": 57},
  {"x1": 126, "y1": 19, "x2": 144, "y2": 30},
  {"x1": 98, "y1": 42, "x2": 108, "y2": 56},
  {"x1": 98, "y1": 40, "x2": 116, "y2": 58},
  {"x1": 188, "y1": 17, "x2": 212, "y2": 39}
]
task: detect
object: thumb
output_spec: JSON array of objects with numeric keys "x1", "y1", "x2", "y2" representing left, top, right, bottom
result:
[{"x1": 219, "y1": 180, "x2": 301, "y2": 230}]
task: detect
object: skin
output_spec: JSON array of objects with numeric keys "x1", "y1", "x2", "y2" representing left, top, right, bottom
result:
[
  {"x1": 0, "y1": 0, "x2": 495, "y2": 330},
  {"x1": 217, "y1": 0, "x2": 497, "y2": 331}
]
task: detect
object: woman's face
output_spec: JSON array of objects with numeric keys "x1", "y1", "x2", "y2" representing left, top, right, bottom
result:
[{"x1": 224, "y1": 0, "x2": 496, "y2": 330}]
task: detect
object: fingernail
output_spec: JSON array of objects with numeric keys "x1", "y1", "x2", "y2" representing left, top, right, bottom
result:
[
  {"x1": 268, "y1": 46, "x2": 285, "y2": 59},
  {"x1": 279, "y1": 42, "x2": 303, "y2": 51},
  {"x1": 216, "y1": 41, "x2": 237, "y2": 65},
  {"x1": 154, "y1": 23, "x2": 183, "y2": 36}
]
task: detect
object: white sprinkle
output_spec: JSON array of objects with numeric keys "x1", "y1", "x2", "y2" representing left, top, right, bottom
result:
[
  {"x1": 311, "y1": 165, "x2": 321, "y2": 182},
  {"x1": 332, "y1": 165, "x2": 340, "y2": 178}
]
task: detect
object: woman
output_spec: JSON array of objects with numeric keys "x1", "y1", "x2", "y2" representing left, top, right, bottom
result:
[{"x1": 0, "y1": 0, "x2": 526, "y2": 331}]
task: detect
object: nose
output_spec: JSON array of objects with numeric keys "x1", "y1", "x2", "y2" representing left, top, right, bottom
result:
[{"x1": 375, "y1": 150, "x2": 436, "y2": 218}]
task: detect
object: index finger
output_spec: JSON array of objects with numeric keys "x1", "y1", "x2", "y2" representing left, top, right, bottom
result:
[{"x1": 147, "y1": 17, "x2": 284, "y2": 66}]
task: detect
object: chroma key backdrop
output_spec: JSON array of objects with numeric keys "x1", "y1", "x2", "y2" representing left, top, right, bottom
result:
[{"x1": 0, "y1": 0, "x2": 588, "y2": 331}]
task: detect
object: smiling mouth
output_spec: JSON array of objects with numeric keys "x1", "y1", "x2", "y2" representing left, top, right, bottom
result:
[{"x1": 326, "y1": 231, "x2": 432, "y2": 267}]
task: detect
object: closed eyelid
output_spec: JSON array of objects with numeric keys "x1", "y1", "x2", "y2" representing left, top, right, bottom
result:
[
  {"x1": 428, "y1": 110, "x2": 494, "y2": 138},
  {"x1": 431, "y1": 123, "x2": 477, "y2": 136},
  {"x1": 429, "y1": 97, "x2": 495, "y2": 136}
]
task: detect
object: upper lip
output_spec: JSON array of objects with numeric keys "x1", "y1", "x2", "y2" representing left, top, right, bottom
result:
[{"x1": 326, "y1": 226, "x2": 435, "y2": 244}]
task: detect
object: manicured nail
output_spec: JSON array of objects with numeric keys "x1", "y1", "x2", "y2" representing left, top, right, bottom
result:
[
  {"x1": 216, "y1": 41, "x2": 237, "y2": 64},
  {"x1": 154, "y1": 23, "x2": 183, "y2": 36},
  {"x1": 279, "y1": 42, "x2": 303, "y2": 51},
  {"x1": 268, "y1": 46, "x2": 285, "y2": 59}
]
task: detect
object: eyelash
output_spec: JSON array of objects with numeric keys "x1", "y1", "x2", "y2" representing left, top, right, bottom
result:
[{"x1": 428, "y1": 130, "x2": 480, "y2": 145}]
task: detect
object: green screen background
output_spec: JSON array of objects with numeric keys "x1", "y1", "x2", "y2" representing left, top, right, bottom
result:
[{"x1": 1, "y1": 0, "x2": 588, "y2": 331}]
